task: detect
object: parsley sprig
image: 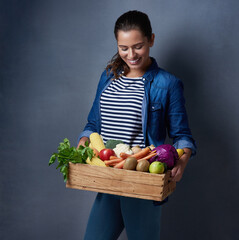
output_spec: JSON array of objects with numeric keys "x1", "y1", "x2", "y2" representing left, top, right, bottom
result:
[{"x1": 49, "y1": 138, "x2": 93, "y2": 182}]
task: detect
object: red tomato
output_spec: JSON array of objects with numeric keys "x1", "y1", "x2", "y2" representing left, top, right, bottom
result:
[{"x1": 99, "y1": 149, "x2": 116, "y2": 160}]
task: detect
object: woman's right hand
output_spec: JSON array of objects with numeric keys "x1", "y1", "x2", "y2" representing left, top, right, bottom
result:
[{"x1": 76, "y1": 136, "x2": 90, "y2": 149}]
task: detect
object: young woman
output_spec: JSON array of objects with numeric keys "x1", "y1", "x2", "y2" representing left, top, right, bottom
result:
[{"x1": 77, "y1": 10, "x2": 196, "y2": 240}]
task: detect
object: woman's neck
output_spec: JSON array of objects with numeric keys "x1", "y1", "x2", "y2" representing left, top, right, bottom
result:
[
  {"x1": 125, "y1": 71, "x2": 144, "y2": 78},
  {"x1": 125, "y1": 58, "x2": 152, "y2": 78}
]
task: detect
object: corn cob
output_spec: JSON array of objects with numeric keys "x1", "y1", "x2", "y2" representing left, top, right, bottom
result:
[
  {"x1": 86, "y1": 156, "x2": 106, "y2": 167},
  {"x1": 89, "y1": 132, "x2": 105, "y2": 152}
]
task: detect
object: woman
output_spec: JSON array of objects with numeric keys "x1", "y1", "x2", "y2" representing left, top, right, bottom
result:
[{"x1": 78, "y1": 10, "x2": 196, "y2": 240}]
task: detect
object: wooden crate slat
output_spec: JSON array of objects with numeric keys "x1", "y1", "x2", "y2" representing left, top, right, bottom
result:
[
  {"x1": 68, "y1": 163, "x2": 168, "y2": 186},
  {"x1": 161, "y1": 181, "x2": 176, "y2": 199},
  {"x1": 66, "y1": 182, "x2": 165, "y2": 201},
  {"x1": 67, "y1": 174, "x2": 164, "y2": 197},
  {"x1": 66, "y1": 163, "x2": 176, "y2": 201}
]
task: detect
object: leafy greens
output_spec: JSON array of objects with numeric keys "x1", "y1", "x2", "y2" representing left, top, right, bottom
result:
[{"x1": 49, "y1": 138, "x2": 93, "y2": 182}]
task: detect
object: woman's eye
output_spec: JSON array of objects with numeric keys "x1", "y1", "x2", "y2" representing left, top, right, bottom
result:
[
  {"x1": 135, "y1": 45, "x2": 143, "y2": 50},
  {"x1": 121, "y1": 48, "x2": 128, "y2": 51}
]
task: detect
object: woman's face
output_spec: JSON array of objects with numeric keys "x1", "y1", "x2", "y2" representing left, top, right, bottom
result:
[{"x1": 117, "y1": 29, "x2": 154, "y2": 75}]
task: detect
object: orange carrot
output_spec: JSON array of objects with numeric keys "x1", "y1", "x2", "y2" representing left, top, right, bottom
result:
[
  {"x1": 137, "y1": 152, "x2": 157, "y2": 162},
  {"x1": 114, "y1": 160, "x2": 125, "y2": 169},
  {"x1": 120, "y1": 147, "x2": 151, "y2": 160},
  {"x1": 119, "y1": 152, "x2": 131, "y2": 159},
  {"x1": 92, "y1": 147, "x2": 99, "y2": 157},
  {"x1": 104, "y1": 158, "x2": 124, "y2": 166},
  {"x1": 109, "y1": 155, "x2": 118, "y2": 160},
  {"x1": 109, "y1": 162, "x2": 118, "y2": 166}
]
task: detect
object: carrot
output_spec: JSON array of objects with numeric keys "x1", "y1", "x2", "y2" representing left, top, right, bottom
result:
[
  {"x1": 104, "y1": 158, "x2": 124, "y2": 166},
  {"x1": 119, "y1": 152, "x2": 131, "y2": 159},
  {"x1": 114, "y1": 160, "x2": 125, "y2": 169},
  {"x1": 109, "y1": 155, "x2": 118, "y2": 160},
  {"x1": 137, "y1": 152, "x2": 157, "y2": 162},
  {"x1": 109, "y1": 162, "x2": 118, "y2": 166},
  {"x1": 110, "y1": 162, "x2": 124, "y2": 167},
  {"x1": 120, "y1": 147, "x2": 151, "y2": 160},
  {"x1": 92, "y1": 147, "x2": 99, "y2": 158}
]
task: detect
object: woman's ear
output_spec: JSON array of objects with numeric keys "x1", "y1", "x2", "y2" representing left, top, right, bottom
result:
[{"x1": 149, "y1": 33, "x2": 155, "y2": 47}]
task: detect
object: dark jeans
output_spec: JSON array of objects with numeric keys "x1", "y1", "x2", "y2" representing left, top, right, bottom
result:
[{"x1": 84, "y1": 193, "x2": 162, "y2": 240}]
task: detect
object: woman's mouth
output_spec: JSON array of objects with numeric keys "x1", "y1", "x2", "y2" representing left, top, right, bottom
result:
[{"x1": 128, "y1": 58, "x2": 141, "y2": 65}]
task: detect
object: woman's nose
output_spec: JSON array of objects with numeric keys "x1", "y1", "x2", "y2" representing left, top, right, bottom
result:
[{"x1": 128, "y1": 48, "x2": 136, "y2": 59}]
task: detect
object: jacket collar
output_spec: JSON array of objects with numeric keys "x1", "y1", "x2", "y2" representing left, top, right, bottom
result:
[
  {"x1": 143, "y1": 57, "x2": 159, "y2": 82},
  {"x1": 108, "y1": 57, "x2": 159, "y2": 81}
]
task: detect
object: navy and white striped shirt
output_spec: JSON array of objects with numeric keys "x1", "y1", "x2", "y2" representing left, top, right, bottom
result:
[{"x1": 100, "y1": 76, "x2": 145, "y2": 148}]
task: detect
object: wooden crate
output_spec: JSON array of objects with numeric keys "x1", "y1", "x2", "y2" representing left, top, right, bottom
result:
[{"x1": 66, "y1": 163, "x2": 176, "y2": 201}]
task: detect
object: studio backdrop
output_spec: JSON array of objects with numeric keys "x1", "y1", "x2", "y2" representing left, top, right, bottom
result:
[{"x1": 0, "y1": 0, "x2": 238, "y2": 240}]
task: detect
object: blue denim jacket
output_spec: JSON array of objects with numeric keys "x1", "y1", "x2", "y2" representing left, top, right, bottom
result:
[{"x1": 78, "y1": 58, "x2": 196, "y2": 155}]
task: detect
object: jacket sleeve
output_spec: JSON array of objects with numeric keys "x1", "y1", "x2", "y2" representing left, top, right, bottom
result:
[
  {"x1": 77, "y1": 71, "x2": 107, "y2": 143},
  {"x1": 166, "y1": 76, "x2": 197, "y2": 156}
]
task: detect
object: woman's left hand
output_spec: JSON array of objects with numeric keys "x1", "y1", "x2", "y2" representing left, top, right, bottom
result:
[{"x1": 171, "y1": 148, "x2": 192, "y2": 182}]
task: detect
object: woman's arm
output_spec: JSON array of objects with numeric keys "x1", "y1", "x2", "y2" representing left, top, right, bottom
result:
[
  {"x1": 167, "y1": 78, "x2": 196, "y2": 151},
  {"x1": 77, "y1": 70, "x2": 110, "y2": 145},
  {"x1": 166, "y1": 77, "x2": 196, "y2": 181}
]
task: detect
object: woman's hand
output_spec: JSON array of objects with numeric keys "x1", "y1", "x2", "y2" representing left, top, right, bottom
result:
[
  {"x1": 171, "y1": 148, "x2": 192, "y2": 182},
  {"x1": 76, "y1": 136, "x2": 90, "y2": 149}
]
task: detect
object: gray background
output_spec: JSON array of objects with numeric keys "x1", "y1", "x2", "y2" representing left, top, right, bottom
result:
[{"x1": 1, "y1": 0, "x2": 238, "y2": 239}]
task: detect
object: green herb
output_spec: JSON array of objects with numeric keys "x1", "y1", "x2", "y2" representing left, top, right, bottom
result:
[{"x1": 49, "y1": 138, "x2": 94, "y2": 182}]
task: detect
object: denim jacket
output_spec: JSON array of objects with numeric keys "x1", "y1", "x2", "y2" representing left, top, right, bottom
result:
[{"x1": 78, "y1": 58, "x2": 196, "y2": 155}]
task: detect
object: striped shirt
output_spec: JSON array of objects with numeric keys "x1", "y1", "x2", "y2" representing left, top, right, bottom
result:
[{"x1": 100, "y1": 75, "x2": 145, "y2": 148}]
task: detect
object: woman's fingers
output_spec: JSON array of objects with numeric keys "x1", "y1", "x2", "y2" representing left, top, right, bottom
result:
[
  {"x1": 76, "y1": 137, "x2": 89, "y2": 149},
  {"x1": 171, "y1": 162, "x2": 184, "y2": 182}
]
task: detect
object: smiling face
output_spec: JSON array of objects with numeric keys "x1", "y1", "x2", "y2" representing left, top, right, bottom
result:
[{"x1": 117, "y1": 29, "x2": 154, "y2": 77}]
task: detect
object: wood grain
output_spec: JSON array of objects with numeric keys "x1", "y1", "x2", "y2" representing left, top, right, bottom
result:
[{"x1": 66, "y1": 163, "x2": 176, "y2": 201}]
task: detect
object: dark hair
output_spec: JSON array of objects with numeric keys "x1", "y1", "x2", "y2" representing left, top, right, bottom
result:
[{"x1": 106, "y1": 10, "x2": 153, "y2": 79}]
